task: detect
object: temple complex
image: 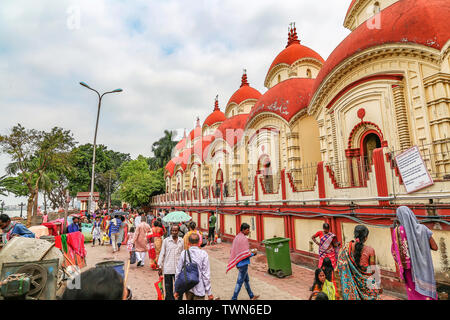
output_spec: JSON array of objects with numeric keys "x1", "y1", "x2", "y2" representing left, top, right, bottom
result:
[{"x1": 152, "y1": 0, "x2": 450, "y2": 296}]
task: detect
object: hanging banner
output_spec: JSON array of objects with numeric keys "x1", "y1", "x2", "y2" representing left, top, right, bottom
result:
[{"x1": 395, "y1": 146, "x2": 434, "y2": 193}]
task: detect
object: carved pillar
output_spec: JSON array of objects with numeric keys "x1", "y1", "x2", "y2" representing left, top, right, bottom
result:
[
  {"x1": 330, "y1": 112, "x2": 340, "y2": 182},
  {"x1": 392, "y1": 84, "x2": 411, "y2": 151},
  {"x1": 287, "y1": 131, "x2": 301, "y2": 187}
]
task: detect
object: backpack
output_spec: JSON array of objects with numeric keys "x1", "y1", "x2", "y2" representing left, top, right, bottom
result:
[{"x1": 174, "y1": 249, "x2": 199, "y2": 295}]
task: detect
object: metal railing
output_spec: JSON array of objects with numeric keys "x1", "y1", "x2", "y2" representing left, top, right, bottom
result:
[
  {"x1": 325, "y1": 156, "x2": 371, "y2": 188},
  {"x1": 287, "y1": 162, "x2": 319, "y2": 191}
]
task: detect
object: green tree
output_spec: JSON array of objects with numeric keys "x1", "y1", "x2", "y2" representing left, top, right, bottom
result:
[
  {"x1": 0, "y1": 125, "x2": 76, "y2": 226},
  {"x1": 68, "y1": 144, "x2": 130, "y2": 207},
  {"x1": 117, "y1": 156, "x2": 164, "y2": 207}
]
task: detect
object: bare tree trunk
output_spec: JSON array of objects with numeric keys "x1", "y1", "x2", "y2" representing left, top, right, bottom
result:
[
  {"x1": 26, "y1": 192, "x2": 35, "y2": 227},
  {"x1": 33, "y1": 191, "x2": 38, "y2": 216},
  {"x1": 43, "y1": 192, "x2": 47, "y2": 214}
]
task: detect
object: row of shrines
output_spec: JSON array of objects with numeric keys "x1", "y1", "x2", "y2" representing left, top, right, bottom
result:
[{"x1": 152, "y1": 0, "x2": 450, "y2": 297}]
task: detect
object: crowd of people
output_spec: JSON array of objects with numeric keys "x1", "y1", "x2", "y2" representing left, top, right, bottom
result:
[
  {"x1": 0, "y1": 204, "x2": 441, "y2": 300},
  {"x1": 307, "y1": 206, "x2": 439, "y2": 300}
]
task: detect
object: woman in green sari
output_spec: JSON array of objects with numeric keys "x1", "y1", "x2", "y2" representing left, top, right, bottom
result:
[
  {"x1": 309, "y1": 268, "x2": 336, "y2": 300},
  {"x1": 337, "y1": 225, "x2": 382, "y2": 300}
]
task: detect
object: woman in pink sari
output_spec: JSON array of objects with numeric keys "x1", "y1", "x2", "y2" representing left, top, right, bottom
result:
[
  {"x1": 391, "y1": 206, "x2": 438, "y2": 300},
  {"x1": 312, "y1": 223, "x2": 340, "y2": 268}
]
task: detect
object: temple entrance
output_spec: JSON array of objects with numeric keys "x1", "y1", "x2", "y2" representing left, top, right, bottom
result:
[
  {"x1": 215, "y1": 169, "x2": 223, "y2": 198},
  {"x1": 362, "y1": 132, "x2": 381, "y2": 168},
  {"x1": 258, "y1": 155, "x2": 273, "y2": 193}
]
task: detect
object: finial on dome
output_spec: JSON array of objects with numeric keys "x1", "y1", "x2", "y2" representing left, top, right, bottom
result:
[
  {"x1": 183, "y1": 128, "x2": 186, "y2": 138},
  {"x1": 240, "y1": 69, "x2": 249, "y2": 87},
  {"x1": 196, "y1": 117, "x2": 200, "y2": 127},
  {"x1": 286, "y1": 22, "x2": 300, "y2": 47},
  {"x1": 291, "y1": 22, "x2": 300, "y2": 45},
  {"x1": 214, "y1": 95, "x2": 220, "y2": 111}
]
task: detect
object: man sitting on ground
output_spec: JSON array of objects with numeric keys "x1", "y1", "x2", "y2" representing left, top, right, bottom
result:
[{"x1": 0, "y1": 214, "x2": 35, "y2": 241}]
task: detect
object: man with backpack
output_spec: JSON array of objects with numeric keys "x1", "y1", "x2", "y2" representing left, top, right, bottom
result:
[{"x1": 174, "y1": 232, "x2": 214, "y2": 300}]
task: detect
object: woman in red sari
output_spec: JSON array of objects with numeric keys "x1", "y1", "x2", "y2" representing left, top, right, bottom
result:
[
  {"x1": 147, "y1": 220, "x2": 165, "y2": 270},
  {"x1": 312, "y1": 223, "x2": 340, "y2": 268}
]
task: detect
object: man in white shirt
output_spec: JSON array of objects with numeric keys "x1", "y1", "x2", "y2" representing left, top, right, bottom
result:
[
  {"x1": 158, "y1": 225, "x2": 184, "y2": 300},
  {"x1": 174, "y1": 232, "x2": 214, "y2": 300},
  {"x1": 134, "y1": 212, "x2": 143, "y2": 228}
]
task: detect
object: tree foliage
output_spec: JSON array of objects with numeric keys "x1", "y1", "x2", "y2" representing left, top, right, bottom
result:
[
  {"x1": 117, "y1": 156, "x2": 164, "y2": 207},
  {"x1": 0, "y1": 124, "x2": 76, "y2": 225},
  {"x1": 68, "y1": 144, "x2": 130, "y2": 207},
  {"x1": 148, "y1": 130, "x2": 178, "y2": 170}
]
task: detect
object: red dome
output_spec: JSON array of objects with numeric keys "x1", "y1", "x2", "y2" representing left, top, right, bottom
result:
[
  {"x1": 215, "y1": 114, "x2": 249, "y2": 147},
  {"x1": 174, "y1": 150, "x2": 190, "y2": 171},
  {"x1": 193, "y1": 135, "x2": 214, "y2": 160},
  {"x1": 313, "y1": 0, "x2": 450, "y2": 97},
  {"x1": 203, "y1": 110, "x2": 226, "y2": 127},
  {"x1": 227, "y1": 86, "x2": 262, "y2": 106},
  {"x1": 175, "y1": 138, "x2": 186, "y2": 150},
  {"x1": 247, "y1": 78, "x2": 315, "y2": 126},
  {"x1": 227, "y1": 72, "x2": 262, "y2": 106},
  {"x1": 267, "y1": 43, "x2": 324, "y2": 74},
  {"x1": 165, "y1": 159, "x2": 176, "y2": 177},
  {"x1": 265, "y1": 27, "x2": 324, "y2": 84}
]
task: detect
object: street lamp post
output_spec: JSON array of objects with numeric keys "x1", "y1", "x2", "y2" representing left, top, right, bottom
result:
[
  {"x1": 80, "y1": 82, "x2": 123, "y2": 215},
  {"x1": 19, "y1": 202, "x2": 25, "y2": 218}
]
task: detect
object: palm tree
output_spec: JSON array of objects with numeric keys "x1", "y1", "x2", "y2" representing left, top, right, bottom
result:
[
  {"x1": 151, "y1": 130, "x2": 178, "y2": 169},
  {"x1": 0, "y1": 175, "x2": 8, "y2": 196}
]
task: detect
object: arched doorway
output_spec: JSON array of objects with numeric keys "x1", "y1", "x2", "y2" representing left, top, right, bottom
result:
[
  {"x1": 215, "y1": 169, "x2": 223, "y2": 198},
  {"x1": 361, "y1": 132, "x2": 381, "y2": 168},
  {"x1": 258, "y1": 155, "x2": 273, "y2": 193}
]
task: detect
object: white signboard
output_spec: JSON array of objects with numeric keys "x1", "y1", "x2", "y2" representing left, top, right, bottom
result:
[{"x1": 395, "y1": 146, "x2": 434, "y2": 193}]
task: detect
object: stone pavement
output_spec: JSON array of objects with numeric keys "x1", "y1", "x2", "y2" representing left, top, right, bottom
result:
[{"x1": 82, "y1": 239, "x2": 400, "y2": 300}]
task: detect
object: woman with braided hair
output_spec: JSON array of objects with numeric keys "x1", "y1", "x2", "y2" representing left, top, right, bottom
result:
[{"x1": 337, "y1": 225, "x2": 382, "y2": 300}]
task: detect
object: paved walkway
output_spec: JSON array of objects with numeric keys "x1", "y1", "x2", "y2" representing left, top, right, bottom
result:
[{"x1": 83, "y1": 240, "x2": 399, "y2": 300}]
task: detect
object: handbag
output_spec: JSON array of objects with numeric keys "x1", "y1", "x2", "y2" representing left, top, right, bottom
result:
[
  {"x1": 130, "y1": 246, "x2": 137, "y2": 264},
  {"x1": 201, "y1": 234, "x2": 207, "y2": 248},
  {"x1": 130, "y1": 250, "x2": 137, "y2": 264},
  {"x1": 174, "y1": 249, "x2": 199, "y2": 294}
]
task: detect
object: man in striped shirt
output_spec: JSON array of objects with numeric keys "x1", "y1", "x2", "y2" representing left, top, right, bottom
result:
[{"x1": 158, "y1": 225, "x2": 184, "y2": 300}]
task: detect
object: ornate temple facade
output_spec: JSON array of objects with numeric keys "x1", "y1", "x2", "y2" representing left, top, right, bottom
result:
[{"x1": 152, "y1": 0, "x2": 450, "y2": 297}]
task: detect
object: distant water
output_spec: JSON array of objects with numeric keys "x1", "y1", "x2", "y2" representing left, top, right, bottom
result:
[{"x1": 3, "y1": 209, "x2": 27, "y2": 218}]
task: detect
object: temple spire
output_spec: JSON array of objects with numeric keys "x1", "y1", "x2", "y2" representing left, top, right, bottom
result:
[
  {"x1": 183, "y1": 128, "x2": 186, "y2": 139},
  {"x1": 240, "y1": 69, "x2": 249, "y2": 87},
  {"x1": 196, "y1": 116, "x2": 200, "y2": 128},
  {"x1": 214, "y1": 95, "x2": 220, "y2": 111},
  {"x1": 286, "y1": 22, "x2": 300, "y2": 48}
]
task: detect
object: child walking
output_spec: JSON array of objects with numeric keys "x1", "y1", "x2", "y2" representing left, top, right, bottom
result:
[
  {"x1": 91, "y1": 216, "x2": 102, "y2": 247},
  {"x1": 127, "y1": 227, "x2": 136, "y2": 260}
]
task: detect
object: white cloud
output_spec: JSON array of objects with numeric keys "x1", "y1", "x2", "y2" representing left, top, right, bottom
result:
[{"x1": 0, "y1": 0, "x2": 350, "y2": 205}]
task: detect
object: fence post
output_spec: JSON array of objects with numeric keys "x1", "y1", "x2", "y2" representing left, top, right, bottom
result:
[
  {"x1": 373, "y1": 148, "x2": 390, "y2": 205},
  {"x1": 254, "y1": 174, "x2": 259, "y2": 204},
  {"x1": 281, "y1": 169, "x2": 287, "y2": 204},
  {"x1": 317, "y1": 162, "x2": 327, "y2": 206},
  {"x1": 235, "y1": 180, "x2": 239, "y2": 204}
]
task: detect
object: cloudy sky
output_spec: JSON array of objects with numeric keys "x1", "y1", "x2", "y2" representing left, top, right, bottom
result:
[{"x1": 0, "y1": 0, "x2": 350, "y2": 206}]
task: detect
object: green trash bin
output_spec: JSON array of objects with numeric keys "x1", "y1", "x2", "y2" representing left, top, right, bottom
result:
[{"x1": 262, "y1": 237, "x2": 292, "y2": 278}]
